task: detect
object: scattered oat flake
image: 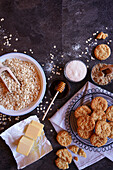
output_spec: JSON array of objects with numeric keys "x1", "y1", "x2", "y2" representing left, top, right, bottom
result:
[
  {"x1": 24, "y1": 51, "x2": 26, "y2": 53},
  {"x1": 106, "y1": 27, "x2": 108, "y2": 30},
  {"x1": 15, "y1": 38, "x2": 18, "y2": 41},
  {"x1": 61, "y1": 55, "x2": 64, "y2": 58},
  {"x1": 109, "y1": 40, "x2": 112, "y2": 42},
  {"x1": 87, "y1": 65, "x2": 89, "y2": 68},
  {"x1": 93, "y1": 33, "x2": 96, "y2": 36},
  {"x1": 54, "y1": 45, "x2": 56, "y2": 48},
  {"x1": 14, "y1": 49, "x2": 17, "y2": 52},
  {"x1": 107, "y1": 42, "x2": 109, "y2": 44},
  {"x1": 1, "y1": 18, "x2": 4, "y2": 21}
]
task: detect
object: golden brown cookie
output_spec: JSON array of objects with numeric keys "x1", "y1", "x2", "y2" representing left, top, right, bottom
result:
[
  {"x1": 68, "y1": 145, "x2": 79, "y2": 154},
  {"x1": 56, "y1": 130, "x2": 72, "y2": 147},
  {"x1": 108, "y1": 122, "x2": 113, "y2": 138},
  {"x1": 56, "y1": 149, "x2": 72, "y2": 164},
  {"x1": 77, "y1": 115, "x2": 95, "y2": 131},
  {"x1": 74, "y1": 105, "x2": 91, "y2": 119},
  {"x1": 91, "y1": 97, "x2": 108, "y2": 111},
  {"x1": 90, "y1": 133, "x2": 107, "y2": 147},
  {"x1": 106, "y1": 106, "x2": 113, "y2": 121},
  {"x1": 95, "y1": 120, "x2": 111, "y2": 138},
  {"x1": 77, "y1": 127, "x2": 93, "y2": 139},
  {"x1": 94, "y1": 44, "x2": 111, "y2": 60},
  {"x1": 96, "y1": 32, "x2": 108, "y2": 39},
  {"x1": 91, "y1": 110, "x2": 106, "y2": 121},
  {"x1": 74, "y1": 156, "x2": 78, "y2": 161},
  {"x1": 55, "y1": 158, "x2": 69, "y2": 170},
  {"x1": 78, "y1": 148, "x2": 86, "y2": 158}
]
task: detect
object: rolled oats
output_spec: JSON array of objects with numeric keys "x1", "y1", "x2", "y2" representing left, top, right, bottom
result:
[{"x1": 0, "y1": 58, "x2": 41, "y2": 110}]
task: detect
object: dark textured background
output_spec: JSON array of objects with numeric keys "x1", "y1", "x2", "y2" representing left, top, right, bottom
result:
[{"x1": 0, "y1": 0, "x2": 113, "y2": 169}]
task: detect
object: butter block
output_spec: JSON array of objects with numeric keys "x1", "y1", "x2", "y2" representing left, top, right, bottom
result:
[
  {"x1": 25, "y1": 121, "x2": 44, "y2": 140},
  {"x1": 16, "y1": 136, "x2": 34, "y2": 156}
]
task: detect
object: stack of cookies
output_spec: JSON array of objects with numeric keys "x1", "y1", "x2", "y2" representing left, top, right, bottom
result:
[{"x1": 75, "y1": 96, "x2": 113, "y2": 147}]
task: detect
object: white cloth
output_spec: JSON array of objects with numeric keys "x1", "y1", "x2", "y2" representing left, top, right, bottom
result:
[
  {"x1": 0, "y1": 115, "x2": 53, "y2": 169},
  {"x1": 50, "y1": 81, "x2": 113, "y2": 170}
]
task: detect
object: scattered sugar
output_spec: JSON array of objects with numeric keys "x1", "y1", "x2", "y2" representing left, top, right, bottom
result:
[{"x1": 72, "y1": 44, "x2": 81, "y2": 51}]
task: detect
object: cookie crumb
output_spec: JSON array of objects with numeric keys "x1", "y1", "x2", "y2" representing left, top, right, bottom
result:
[
  {"x1": 74, "y1": 156, "x2": 78, "y2": 161},
  {"x1": 78, "y1": 148, "x2": 86, "y2": 158},
  {"x1": 96, "y1": 32, "x2": 108, "y2": 39}
]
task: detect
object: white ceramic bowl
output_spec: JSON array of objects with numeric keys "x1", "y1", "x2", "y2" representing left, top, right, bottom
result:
[{"x1": 0, "y1": 53, "x2": 46, "y2": 116}]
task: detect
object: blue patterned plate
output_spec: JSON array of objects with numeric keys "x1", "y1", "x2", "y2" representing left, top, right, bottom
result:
[{"x1": 65, "y1": 88, "x2": 113, "y2": 152}]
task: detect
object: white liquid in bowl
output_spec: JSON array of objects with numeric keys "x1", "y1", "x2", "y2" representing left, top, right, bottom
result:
[{"x1": 65, "y1": 60, "x2": 87, "y2": 82}]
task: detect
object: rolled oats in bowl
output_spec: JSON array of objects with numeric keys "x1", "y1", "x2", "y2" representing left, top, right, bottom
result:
[{"x1": 0, "y1": 58, "x2": 41, "y2": 111}]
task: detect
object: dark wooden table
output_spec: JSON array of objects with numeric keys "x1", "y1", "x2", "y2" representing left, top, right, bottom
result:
[{"x1": 0, "y1": 0, "x2": 113, "y2": 169}]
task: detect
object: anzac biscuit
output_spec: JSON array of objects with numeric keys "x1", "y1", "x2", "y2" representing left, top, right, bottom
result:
[
  {"x1": 56, "y1": 130, "x2": 72, "y2": 146},
  {"x1": 74, "y1": 105, "x2": 91, "y2": 119},
  {"x1": 68, "y1": 145, "x2": 79, "y2": 154},
  {"x1": 108, "y1": 122, "x2": 113, "y2": 138},
  {"x1": 77, "y1": 115, "x2": 95, "y2": 131},
  {"x1": 78, "y1": 148, "x2": 86, "y2": 158},
  {"x1": 106, "y1": 106, "x2": 113, "y2": 121},
  {"x1": 90, "y1": 133, "x2": 107, "y2": 147},
  {"x1": 95, "y1": 120, "x2": 111, "y2": 138},
  {"x1": 96, "y1": 32, "x2": 108, "y2": 39},
  {"x1": 91, "y1": 110, "x2": 106, "y2": 121},
  {"x1": 55, "y1": 158, "x2": 69, "y2": 170},
  {"x1": 77, "y1": 127, "x2": 93, "y2": 139},
  {"x1": 91, "y1": 97, "x2": 108, "y2": 111},
  {"x1": 94, "y1": 44, "x2": 111, "y2": 60},
  {"x1": 56, "y1": 149, "x2": 72, "y2": 164}
]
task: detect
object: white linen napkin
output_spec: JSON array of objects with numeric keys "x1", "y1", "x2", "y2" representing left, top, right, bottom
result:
[
  {"x1": 50, "y1": 81, "x2": 113, "y2": 170},
  {"x1": 0, "y1": 115, "x2": 53, "y2": 169}
]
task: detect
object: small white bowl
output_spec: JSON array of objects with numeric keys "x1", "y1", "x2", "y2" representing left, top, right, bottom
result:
[
  {"x1": 64, "y1": 60, "x2": 87, "y2": 82},
  {"x1": 0, "y1": 52, "x2": 46, "y2": 116}
]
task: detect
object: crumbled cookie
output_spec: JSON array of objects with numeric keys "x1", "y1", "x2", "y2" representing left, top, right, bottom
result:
[
  {"x1": 78, "y1": 148, "x2": 86, "y2": 158},
  {"x1": 55, "y1": 158, "x2": 69, "y2": 169},
  {"x1": 90, "y1": 133, "x2": 107, "y2": 147},
  {"x1": 56, "y1": 130, "x2": 72, "y2": 146},
  {"x1": 95, "y1": 120, "x2": 111, "y2": 138},
  {"x1": 56, "y1": 149, "x2": 72, "y2": 164},
  {"x1": 91, "y1": 63, "x2": 113, "y2": 86},
  {"x1": 91, "y1": 110, "x2": 106, "y2": 121},
  {"x1": 77, "y1": 127, "x2": 93, "y2": 139},
  {"x1": 68, "y1": 145, "x2": 79, "y2": 154},
  {"x1": 94, "y1": 44, "x2": 111, "y2": 60},
  {"x1": 74, "y1": 156, "x2": 78, "y2": 161},
  {"x1": 106, "y1": 105, "x2": 113, "y2": 121},
  {"x1": 74, "y1": 105, "x2": 91, "y2": 119},
  {"x1": 77, "y1": 115, "x2": 95, "y2": 131},
  {"x1": 96, "y1": 32, "x2": 108, "y2": 39},
  {"x1": 91, "y1": 97, "x2": 108, "y2": 111},
  {"x1": 108, "y1": 122, "x2": 113, "y2": 138}
]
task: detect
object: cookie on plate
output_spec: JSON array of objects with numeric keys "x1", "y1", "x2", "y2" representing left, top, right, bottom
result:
[
  {"x1": 55, "y1": 158, "x2": 69, "y2": 170},
  {"x1": 68, "y1": 145, "x2": 79, "y2": 154},
  {"x1": 94, "y1": 44, "x2": 111, "y2": 60},
  {"x1": 90, "y1": 133, "x2": 107, "y2": 147},
  {"x1": 77, "y1": 127, "x2": 93, "y2": 139},
  {"x1": 77, "y1": 115, "x2": 95, "y2": 131},
  {"x1": 95, "y1": 120, "x2": 111, "y2": 138},
  {"x1": 91, "y1": 97, "x2": 108, "y2": 111},
  {"x1": 56, "y1": 130, "x2": 72, "y2": 146},
  {"x1": 108, "y1": 122, "x2": 113, "y2": 138},
  {"x1": 56, "y1": 149, "x2": 72, "y2": 164},
  {"x1": 74, "y1": 105, "x2": 91, "y2": 119},
  {"x1": 106, "y1": 106, "x2": 113, "y2": 121},
  {"x1": 78, "y1": 148, "x2": 87, "y2": 158},
  {"x1": 91, "y1": 110, "x2": 106, "y2": 121}
]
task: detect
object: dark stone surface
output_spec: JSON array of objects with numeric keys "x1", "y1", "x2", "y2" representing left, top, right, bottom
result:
[{"x1": 0, "y1": 0, "x2": 113, "y2": 170}]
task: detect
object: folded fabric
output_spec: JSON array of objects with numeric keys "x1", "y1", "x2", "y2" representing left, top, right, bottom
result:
[
  {"x1": 50, "y1": 81, "x2": 113, "y2": 170},
  {"x1": 0, "y1": 115, "x2": 53, "y2": 169}
]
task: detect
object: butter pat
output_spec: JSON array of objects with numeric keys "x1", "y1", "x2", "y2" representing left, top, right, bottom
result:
[
  {"x1": 25, "y1": 121, "x2": 44, "y2": 140},
  {"x1": 16, "y1": 136, "x2": 34, "y2": 156}
]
